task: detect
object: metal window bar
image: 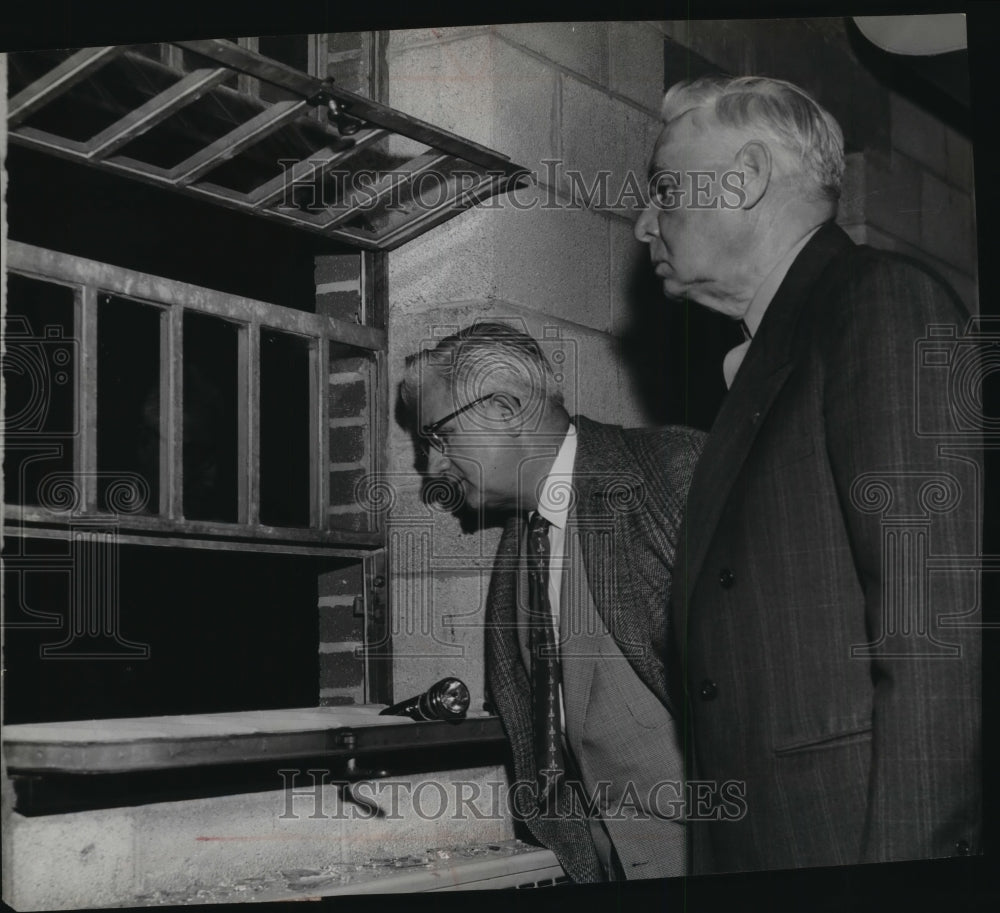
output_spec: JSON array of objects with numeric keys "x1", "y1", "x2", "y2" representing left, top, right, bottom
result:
[
  {"x1": 317, "y1": 151, "x2": 451, "y2": 231},
  {"x1": 8, "y1": 46, "x2": 127, "y2": 127},
  {"x1": 7, "y1": 38, "x2": 530, "y2": 251},
  {"x1": 164, "y1": 303, "x2": 185, "y2": 520},
  {"x1": 243, "y1": 128, "x2": 388, "y2": 209},
  {"x1": 246, "y1": 317, "x2": 262, "y2": 527},
  {"x1": 77, "y1": 284, "x2": 100, "y2": 514},
  {"x1": 6, "y1": 241, "x2": 383, "y2": 555},
  {"x1": 169, "y1": 98, "x2": 309, "y2": 186},
  {"x1": 85, "y1": 68, "x2": 232, "y2": 161}
]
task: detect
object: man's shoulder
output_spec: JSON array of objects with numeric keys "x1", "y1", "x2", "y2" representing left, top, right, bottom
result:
[
  {"x1": 575, "y1": 415, "x2": 705, "y2": 462},
  {"x1": 620, "y1": 422, "x2": 707, "y2": 451},
  {"x1": 619, "y1": 424, "x2": 706, "y2": 477},
  {"x1": 824, "y1": 240, "x2": 968, "y2": 316},
  {"x1": 573, "y1": 416, "x2": 705, "y2": 502}
]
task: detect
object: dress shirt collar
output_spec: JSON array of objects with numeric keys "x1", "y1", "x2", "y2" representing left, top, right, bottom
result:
[{"x1": 532, "y1": 422, "x2": 577, "y2": 531}]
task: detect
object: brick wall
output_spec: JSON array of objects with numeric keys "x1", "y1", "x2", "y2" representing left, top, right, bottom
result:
[
  {"x1": 317, "y1": 563, "x2": 366, "y2": 706},
  {"x1": 315, "y1": 254, "x2": 362, "y2": 322},
  {"x1": 325, "y1": 31, "x2": 376, "y2": 97},
  {"x1": 315, "y1": 253, "x2": 371, "y2": 706}
]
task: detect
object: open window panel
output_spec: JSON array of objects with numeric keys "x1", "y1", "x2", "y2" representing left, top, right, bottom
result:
[{"x1": 6, "y1": 38, "x2": 531, "y2": 251}]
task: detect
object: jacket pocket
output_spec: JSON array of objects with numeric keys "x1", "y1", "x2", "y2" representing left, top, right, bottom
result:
[{"x1": 773, "y1": 724, "x2": 872, "y2": 756}]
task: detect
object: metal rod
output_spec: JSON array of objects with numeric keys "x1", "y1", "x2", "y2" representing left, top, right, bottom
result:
[
  {"x1": 171, "y1": 39, "x2": 521, "y2": 171},
  {"x1": 78, "y1": 286, "x2": 99, "y2": 513},
  {"x1": 7, "y1": 242, "x2": 386, "y2": 352},
  {"x1": 247, "y1": 128, "x2": 388, "y2": 208}
]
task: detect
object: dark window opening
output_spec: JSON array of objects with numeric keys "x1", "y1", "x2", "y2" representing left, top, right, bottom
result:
[
  {"x1": 97, "y1": 294, "x2": 162, "y2": 515},
  {"x1": 182, "y1": 313, "x2": 240, "y2": 523},
  {"x1": 6, "y1": 146, "x2": 355, "y2": 310},
  {"x1": 2, "y1": 539, "x2": 339, "y2": 724},
  {"x1": 259, "y1": 329, "x2": 313, "y2": 528}
]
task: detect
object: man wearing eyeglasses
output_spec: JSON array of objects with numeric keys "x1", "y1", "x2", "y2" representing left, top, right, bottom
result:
[{"x1": 399, "y1": 321, "x2": 704, "y2": 883}]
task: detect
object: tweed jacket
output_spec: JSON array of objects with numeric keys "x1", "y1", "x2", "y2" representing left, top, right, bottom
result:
[
  {"x1": 484, "y1": 415, "x2": 704, "y2": 883},
  {"x1": 675, "y1": 222, "x2": 982, "y2": 873}
]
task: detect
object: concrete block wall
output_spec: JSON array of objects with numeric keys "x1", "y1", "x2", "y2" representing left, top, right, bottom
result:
[
  {"x1": 383, "y1": 22, "x2": 670, "y2": 708},
  {"x1": 655, "y1": 17, "x2": 978, "y2": 313},
  {"x1": 859, "y1": 92, "x2": 978, "y2": 312},
  {"x1": 655, "y1": 17, "x2": 891, "y2": 155}
]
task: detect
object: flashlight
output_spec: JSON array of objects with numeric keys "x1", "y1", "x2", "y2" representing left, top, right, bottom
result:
[{"x1": 379, "y1": 677, "x2": 471, "y2": 721}]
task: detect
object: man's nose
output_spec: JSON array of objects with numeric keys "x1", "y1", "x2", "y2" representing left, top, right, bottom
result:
[{"x1": 634, "y1": 202, "x2": 658, "y2": 243}]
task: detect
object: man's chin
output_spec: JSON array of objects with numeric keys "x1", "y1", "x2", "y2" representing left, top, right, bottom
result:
[{"x1": 660, "y1": 276, "x2": 685, "y2": 298}]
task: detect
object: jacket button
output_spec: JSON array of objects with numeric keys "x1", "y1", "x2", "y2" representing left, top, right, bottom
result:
[
  {"x1": 699, "y1": 680, "x2": 718, "y2": 701},
  {"x1": 955, "y1": 839, "x2": 970, "y2": 856},
  {"x1": 719, "y1": 568, "x2": 735, "y2": 589}
]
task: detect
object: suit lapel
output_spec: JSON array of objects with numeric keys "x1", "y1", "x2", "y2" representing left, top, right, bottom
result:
[
  {"x1": 570, "y1": 417, "x2": 677, "y2": 712},
  {"x1": 570, "y1": 419, "x2": 631, "y2": 641},
  {"x1": 680, "y1": 222, "x2": 855, "y2": 605}
]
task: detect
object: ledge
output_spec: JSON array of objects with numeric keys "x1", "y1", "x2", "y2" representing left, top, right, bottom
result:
[{"x1": 3, "y1": 706, "x2": 506, "y2": 775}]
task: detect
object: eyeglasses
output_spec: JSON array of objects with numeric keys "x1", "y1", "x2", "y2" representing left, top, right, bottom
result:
[{"x1": 421, "y1": 394, "x2": 495, "y2": 454}]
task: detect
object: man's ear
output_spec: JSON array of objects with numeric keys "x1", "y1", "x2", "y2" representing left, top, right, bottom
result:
[
  {"x1": 487, "y1": 392, "x2": 523, "y2": 433},
  {"x1": 736, "y1": 140, "x2": 772, "y2": 209}
]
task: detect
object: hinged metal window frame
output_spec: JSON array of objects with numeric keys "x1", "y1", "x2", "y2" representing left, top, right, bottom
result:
[{"x1": 7, "y1": 38, "x2": 531, "y2": 251}]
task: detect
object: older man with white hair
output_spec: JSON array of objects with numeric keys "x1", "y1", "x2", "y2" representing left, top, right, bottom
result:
[{"x1": 635, "y1": 75, "x2": 981, "y2": 874}]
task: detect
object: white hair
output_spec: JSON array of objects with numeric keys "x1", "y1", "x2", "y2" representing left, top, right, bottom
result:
[{"x1": 661, "y1": 75, "x2": 845, "y2": 203}]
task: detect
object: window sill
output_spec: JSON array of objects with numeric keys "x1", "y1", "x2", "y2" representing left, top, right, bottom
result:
[
  {"x1": 3, "y1": 706, "x2": 505, "y2": 775},
  {"x1": 8, "y1": 510, "x2": 384, "y2": 556}
]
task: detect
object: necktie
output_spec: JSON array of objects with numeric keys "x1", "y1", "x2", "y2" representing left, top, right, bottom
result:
[
  {"x1": 722, "y1": 320, "x2": 753, "y2": 389},
  {"x1": 526, "y1": 512, "x2": 564, "y2": 803}
]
